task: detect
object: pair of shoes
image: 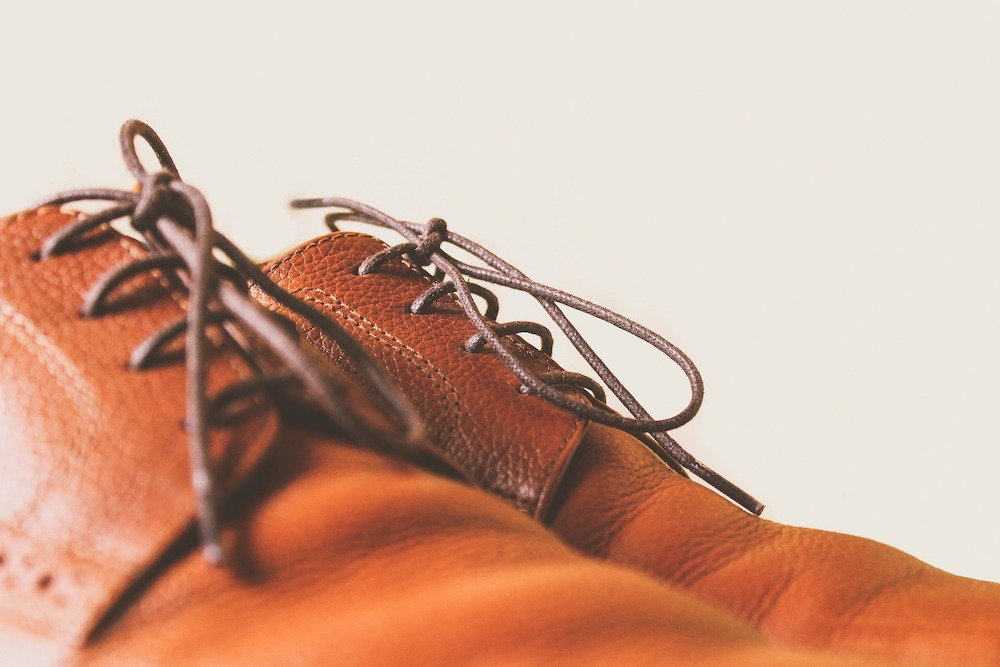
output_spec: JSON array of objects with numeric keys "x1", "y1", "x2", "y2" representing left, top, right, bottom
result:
[
  {"x1": 0, "y1": 120, "x2": 995, "y2": 667},
  {"x1": 258, "y1": 190, "x2": 1000, "y2": 662}
]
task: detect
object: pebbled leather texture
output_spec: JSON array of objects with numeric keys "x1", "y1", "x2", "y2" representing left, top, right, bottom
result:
[
  {"x1": 266, "y1": 231, "x2": 1000, "y2": 667},
  {"x1": 549, "y1": 422, "x2": 1000, "y2": 666},
  {"x1": 0, "y1": 209, "x2": 908, "y2": 667},
  {"x1": 257, "y1": 232, "x2": 590, "y2": 518},
  {"x1": 0, "y1": 208, "x2": 277, "y2": 645}
]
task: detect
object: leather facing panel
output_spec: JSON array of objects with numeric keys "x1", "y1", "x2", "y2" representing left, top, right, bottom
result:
[
  {"x1": 0, "y1": 208, "x2": 279, "y2": 644},
  {"x1": 258, "y1": 232, "x2": 589, "y2": 518}
]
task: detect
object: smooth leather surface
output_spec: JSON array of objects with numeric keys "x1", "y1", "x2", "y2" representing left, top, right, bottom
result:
[
  {"x1": 266, "y1": 231, "x2": 1000, "y2": 667},
  {"x1": 1, "y1": 208, "x2": 909, "y2": 667}
]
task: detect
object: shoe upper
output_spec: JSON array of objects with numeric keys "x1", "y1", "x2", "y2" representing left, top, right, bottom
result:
[
  {"x1": 0, "y1": 123, "x2": 905, "y2": 667},
  {"x1": 264, "y1": 219, "x2": 1000, "y2": 667}
]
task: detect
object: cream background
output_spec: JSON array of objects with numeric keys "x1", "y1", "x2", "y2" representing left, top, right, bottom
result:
[{"x1": 1, "y1": 2, "x2": 997, "y2": 582}]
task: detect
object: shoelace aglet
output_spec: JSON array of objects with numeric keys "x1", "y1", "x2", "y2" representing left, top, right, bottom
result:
[
  {"x1": 201, "y1": 541, "x2": 226, "y2": 567},
  {"x1": 191, "y1": 466, "x2": 226, "y2": 566},
  {"x1": 699, "y1": 467, "x2": 765, "y2": 516}
]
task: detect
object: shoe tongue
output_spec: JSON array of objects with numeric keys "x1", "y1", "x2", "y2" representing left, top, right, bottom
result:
[
  {"x1": 258, "y1": 231, "x2": 592, "y2": 520},
  {"x1": 0, "y1": 208, "x2": 279, "y2": 645}
]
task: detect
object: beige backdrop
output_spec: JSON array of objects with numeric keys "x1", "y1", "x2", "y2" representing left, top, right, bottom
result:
[{"x1": 1, "y1": 2, "x2": 996, "y2": 581}]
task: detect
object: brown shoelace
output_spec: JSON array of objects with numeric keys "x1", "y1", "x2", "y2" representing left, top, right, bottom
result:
[
  {"x1": 292, "y1": 196, "x2": 764, "y2": 515},
  {"x1": 33, "y1": 121, "x2": 429, "y2": 564}
]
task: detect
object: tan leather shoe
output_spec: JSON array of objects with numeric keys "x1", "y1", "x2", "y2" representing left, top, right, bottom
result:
[
  {"x1": 1, "y1": 121, "x2": 907, "y2": 667},
  {"x1": 262, "y1": 197, "x2": 1000, "y2": 667}
]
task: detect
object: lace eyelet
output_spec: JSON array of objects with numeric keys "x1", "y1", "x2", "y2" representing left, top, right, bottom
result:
[{"x1": 29, "y1": 250, "x2": 42, "y2": 263}]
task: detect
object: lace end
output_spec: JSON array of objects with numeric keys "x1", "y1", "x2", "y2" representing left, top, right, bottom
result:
[
  {"x1": 698, "y1": 466, "x2": 765, "y2": 516},
  {"x1": 201, "y1": 541, "x2": 226, "y2": 567}
]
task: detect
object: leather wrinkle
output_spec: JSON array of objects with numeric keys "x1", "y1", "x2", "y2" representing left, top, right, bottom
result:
[
  {"x1": 828, "y1": 566, "x2": 934, "y2": 642},
  {"x1": 609, "y1": 472, "x2": 767, "y2": 591}
]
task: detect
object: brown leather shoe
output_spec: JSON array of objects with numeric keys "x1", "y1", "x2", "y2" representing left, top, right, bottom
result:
[
  {"x1": 262, "y1": 197, "x2": 1000, "y2": 667},
  {"x1": 1, "y1": 122, "x2": 908, "y2": 667}
]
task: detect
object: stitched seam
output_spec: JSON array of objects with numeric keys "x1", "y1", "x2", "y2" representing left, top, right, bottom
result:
[
  {"x1": 298, "y1": 289, "x2": 464, "y2": 460},
  {"x1": 0, "y1": 303, "x2": 101, "y2": 528},
  {"x1": 0, "y1": 302, "x2": 100, "y2": 430},
  {"x1": 0, "y1": 210, "x2": 129, "y2": 622}
]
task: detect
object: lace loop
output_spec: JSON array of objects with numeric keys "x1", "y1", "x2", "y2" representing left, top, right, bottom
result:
[
  {"x1": 81, "y1": 255, "x2": 187, "y2": 318},
  {"x1": 358, "y1": 243, "x2": 415, "y2": 276},
  {"x1": 292, "y1": 196, "x2": 764, "y2": 516},
  {"x1": 128, "y1": 311, "x2": 230, "y2": 370},
  {"x1": 533, "y1": 371, "x2": 608, "y2": 404},
  {"x1": 410, "y1": 280, "x2": 500, "y2": 321},
  {"x1": 464, "y1": 321, "x2": 554, "y2": 356},
  {"x1": 39, "y1": 204, "x2": 133, "y2": 260},
  {"x1": 206, "y1": 373, "x2": 300, "y2": 423},
  {"x1": 120, "y1": 118, "x2": 180, "y2": 179}
]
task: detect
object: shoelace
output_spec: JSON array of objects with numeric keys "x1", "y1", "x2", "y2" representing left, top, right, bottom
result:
[
  {"x1": 292, "y1": 196, "x2": 764, "y2": 515},
  {"x1": 33, "y1": 121, "x2": 428, "y2": 564}
]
